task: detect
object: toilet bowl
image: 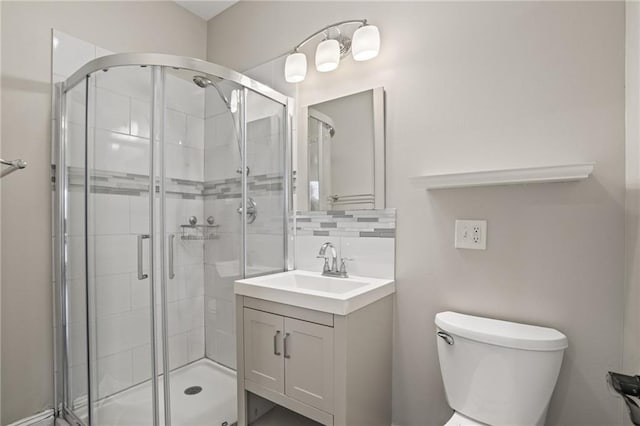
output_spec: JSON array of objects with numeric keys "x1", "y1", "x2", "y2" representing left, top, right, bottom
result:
[{"x1": 435, "y1": 311, "x2": 568, "y2": 426}]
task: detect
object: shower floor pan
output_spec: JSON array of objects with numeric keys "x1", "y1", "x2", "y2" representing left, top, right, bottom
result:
[{"x1": 77, "y1": 359, "x2": 237, "y2": 425}]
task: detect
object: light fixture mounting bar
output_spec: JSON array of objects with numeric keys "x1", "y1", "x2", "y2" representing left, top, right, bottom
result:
[{"x1": 292, "y1": 19, "x2": 368, "y2": 52}]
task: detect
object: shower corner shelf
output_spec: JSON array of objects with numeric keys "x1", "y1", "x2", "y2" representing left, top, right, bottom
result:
[
  {"x1": 411, "y1": 162, "x2": 595, "y2": 190},
  {"x1": 179, "y1": 224, "x2": 220, "y2": 241}
]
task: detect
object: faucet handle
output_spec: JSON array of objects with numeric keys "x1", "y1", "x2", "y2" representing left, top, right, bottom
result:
[
  {"x1": 339, "y1": 257, "x2": 354, "y2": 276},
  {"x1": 317, "y1": 255, "x2": 330, "y2": 272}
]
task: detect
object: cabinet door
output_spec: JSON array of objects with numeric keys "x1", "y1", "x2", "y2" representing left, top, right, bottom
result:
[
  {"x1": 284, "y1": 317, "x2": 334, "y2": 413},
  {"x1": 244, "y1": 308, "x2": 285, "y2": 393}
]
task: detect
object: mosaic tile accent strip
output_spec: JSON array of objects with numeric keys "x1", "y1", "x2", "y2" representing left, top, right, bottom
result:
[
  {"x1": 203, "y1": 173, "x2": 284, "y2": 199},
  {"x1": 295, "y1": 208, "x2": 396, "y2": 238},
  {"x1": 67, "y1": 167, "x2": 204, "y2": 197},
  {"x1": 66, "y1": 167, "x2": 285, "y2": 199}
]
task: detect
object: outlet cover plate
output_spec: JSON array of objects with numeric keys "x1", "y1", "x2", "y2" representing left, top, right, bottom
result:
[{"x1": 455, "y1": 220, "x2": 487, "y2": 250}]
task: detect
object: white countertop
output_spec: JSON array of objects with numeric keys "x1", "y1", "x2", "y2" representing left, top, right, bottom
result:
[{"x1": 234, "y1": 270, "x2": 395, "y2": 315}]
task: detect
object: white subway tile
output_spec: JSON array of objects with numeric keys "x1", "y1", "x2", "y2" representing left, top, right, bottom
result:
[
  {"x1": 187, "y1": 327, "x2": 205, "y2": 362},
  {"x1": 340, "y1": 237, "x2": 395, "y2": 280},
  {"x1": 205, "y1": 91, "x2": 229, "y2": 118},
  {"x1": 166, "y1": 75, "x2": 205, "y2": 117},
  {"x1": 212, "y1": 330, "x2": 236, "y2": 369},
  {"x1": 165, "y1": 109, "x2": 187, "y2": 146},
  {"x1": 93, "y1": 129, "x2": 150, "y2": 175},
  {"x1": 127, "y1": 309, "x2": 152, "y2": 348},
  {"x1": 180, "y1": 264, "x2": 205, "y2": 299},
  {"x1": 69, "y1": 364, "x2": 88, "y2": 400},
  {"x1": 97, "y1": 351, "x2": 133, "y2": 398},
  {"x1": 130, "y1": 273, "x2": 150, "y2": 309},
  {"x1": 95, "y1": 273, "x2": 131, "y2": 317},
  {"x1": 95, "y1": 66, "x2": 152, "y2": 102},
  {"x1": 131, "y1": 98, "x2": 151, "y2": 139},
  {"x1": 96, "y1": 314, "x2": 130, "y2": 358},
  {"x1": 94, "y1": 235, "x2": 137, "y2": 275},
  {"x1": 168, "y1": 333, "x2": 188, "y2": 370},
  {"x1": 213, "y1": 298, "x2": 234, "y2": 334},
  {"x1": 66, "y1": 236, "x2": 86, "y2": 279},
  {"x1": 52, "y1": 30, "x2": 96, "y2": 78},
  {"x1": 68, "y1": 322, "x2": 88, "y2": 367},
  {"x1": 131, "y1": 344, "x2": 152, "y2": 384},
  {"x1": 204, "y1": 144, "x2": 238, "y2": 181},
  {"x1": 165, "y1": 144, "x2": 204, "y2": 182},
  {"x1": 186, "y1": 115, "x2": 205, "y2": 149},
  {"x1": 92, "y1": 194, "x2": 130, "y2": 235},
  {"x1": 129, "y1": 196, "x2": 153, "y2": 235},
  {"x1": 67, "y1": 278, "x2": 87, "y2": 325},
  {"x1": 95, "y1": 88, "x2": 130, "y2": 134}
]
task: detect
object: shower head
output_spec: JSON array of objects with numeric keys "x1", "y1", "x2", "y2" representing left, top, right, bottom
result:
[
  {"x1": 193, "y1": 75, "x2": 213, "y2": 88},
  {"x1": 193, "y1": 75, "x2": 232, "y2": 111}
]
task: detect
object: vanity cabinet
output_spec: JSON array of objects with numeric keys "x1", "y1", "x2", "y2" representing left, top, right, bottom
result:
[
  {"x1": 284, "y1": 317, "x2": 334, "y2": 412},
  {"x1": 236, "y1": 295, "x2": 393, "y2": 426},
  {"x1": 243, "y1": 309, "x2": 285, "y2": 393},
  {"x1": 243, "y1": 308, "x2": 334, "y2": 412}
]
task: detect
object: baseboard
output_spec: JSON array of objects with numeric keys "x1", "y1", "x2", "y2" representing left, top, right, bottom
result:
[{"x1": 6, "y1": 409, "x2": 55, "y2": 426}]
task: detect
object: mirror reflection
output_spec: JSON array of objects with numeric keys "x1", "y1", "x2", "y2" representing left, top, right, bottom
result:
[{"x1": 304, "y1": 87, "x2": 385, "y2": 211}]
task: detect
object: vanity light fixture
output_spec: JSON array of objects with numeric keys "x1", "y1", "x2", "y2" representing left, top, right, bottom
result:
[{"x1": 284, "y1": 19, "x2": 380, "y2": 83}]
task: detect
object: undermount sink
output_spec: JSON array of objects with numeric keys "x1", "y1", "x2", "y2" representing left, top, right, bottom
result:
[{"x1": 234, "y1": 270, "x2": 395, "y2": 315}]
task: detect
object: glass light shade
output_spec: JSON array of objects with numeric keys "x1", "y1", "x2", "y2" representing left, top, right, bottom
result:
[
  {"x1": 285, "y1": 52, "x2": 307, "y2": 83},
  {"x1": 352, "y1": 25, "x2": 380, "y2": 61},
  {"x1": 315, "y1": 39, "x2": 340, "y2": 72}
]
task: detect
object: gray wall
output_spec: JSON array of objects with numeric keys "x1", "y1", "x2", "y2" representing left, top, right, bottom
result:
[
  {"x1": 0, "y1": 2, "x2": 206, "y2": 423},
  {"x1": 208, "y1": 2, "x2": 626, "y2": 425},
  {"x1": 625, "y1": 0, "x2": 640, "y2": 410}
]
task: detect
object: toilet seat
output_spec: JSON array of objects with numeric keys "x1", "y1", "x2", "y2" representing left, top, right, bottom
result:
[{"x1": 444, "y1": 412, "x2": 487, "y2": 426}]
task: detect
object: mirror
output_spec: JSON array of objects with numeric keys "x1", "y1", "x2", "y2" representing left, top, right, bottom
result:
[{"x1": 299, "y1": 87, "x2": 385, "y2": 211}]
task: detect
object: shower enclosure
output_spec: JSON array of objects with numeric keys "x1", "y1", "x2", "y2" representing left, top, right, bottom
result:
[
  {"x1": 53, "y1": 53, "x2": 293, "y2": 425},
  {"x1": 307, "y1": 109, "x2": 335, "y2": 211}
]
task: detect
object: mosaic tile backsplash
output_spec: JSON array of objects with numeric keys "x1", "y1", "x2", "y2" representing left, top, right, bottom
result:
[
  {"x1": 295, "y1": 208, "x2": 396, "y2": 238},
  {"x1": 294, "y1": 209, "x2": 396, "y2": 280}
]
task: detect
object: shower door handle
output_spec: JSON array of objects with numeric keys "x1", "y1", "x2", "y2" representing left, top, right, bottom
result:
[
  {"x1": 169, "y1": 234, "x2": 175, "y2": 279},
  {"x1": 137, "y1": 234, "x2": 150, "y2": 280}
]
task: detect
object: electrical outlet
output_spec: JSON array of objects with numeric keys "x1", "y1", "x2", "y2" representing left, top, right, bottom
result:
[{"x1": 455, "y1": 220, "x2": 487, "y2": 250}]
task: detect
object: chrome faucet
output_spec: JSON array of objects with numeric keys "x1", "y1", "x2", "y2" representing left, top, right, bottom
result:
[{"x1": 317, "y1": 242, "x2": 350, "y2": 278}]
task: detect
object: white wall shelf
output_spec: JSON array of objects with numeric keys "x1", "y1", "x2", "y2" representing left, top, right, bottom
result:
[{"x1": 412, "y1": 163, "x2": 595, "y2": 190}]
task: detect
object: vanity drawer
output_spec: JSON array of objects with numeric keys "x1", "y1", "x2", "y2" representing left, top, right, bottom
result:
[{"x1": 243, "y1": 296, "x2": 334, "y2": 327}]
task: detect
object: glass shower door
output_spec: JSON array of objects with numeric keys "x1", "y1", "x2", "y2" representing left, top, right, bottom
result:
[
  {"x1": 244, "y1": 89, "x2": 288, "y2": 277},
  {"x1": 84, "y1": 65, "x2": 158, "y2": 425},
  {"x1": 161, "y1": 68, "x2": 241, "y2": 426}
]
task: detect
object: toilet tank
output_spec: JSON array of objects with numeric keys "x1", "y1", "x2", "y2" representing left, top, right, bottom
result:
[{"x1": 435, "y1": 312, "x2": 568, "y2": 426}]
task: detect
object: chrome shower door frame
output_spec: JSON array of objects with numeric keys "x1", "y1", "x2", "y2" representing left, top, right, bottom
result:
[{"x1": 53, "y1": 53, "x2": 294, "y2": 426}]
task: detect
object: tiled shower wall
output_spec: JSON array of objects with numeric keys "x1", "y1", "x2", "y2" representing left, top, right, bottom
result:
[
  {"x1": 203, "y1": 111, "x2": 286, "y2": 370},
  {"x1": 203, "y1": 92, "x2": 240, "y2": 369}
]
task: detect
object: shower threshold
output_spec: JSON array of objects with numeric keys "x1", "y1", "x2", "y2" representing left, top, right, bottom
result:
[{"x1": 73, "y1": 359, "x2": 237, "y2": 425}]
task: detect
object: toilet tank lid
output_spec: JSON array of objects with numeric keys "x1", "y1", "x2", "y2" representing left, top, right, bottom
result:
[{"x1": 435, "y1": 311, "x2": 568, "y2": 351}]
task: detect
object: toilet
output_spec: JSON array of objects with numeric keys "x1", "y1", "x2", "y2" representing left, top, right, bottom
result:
[{"x1": 435, "y1": 311, "x2": 568, "y2": 426}]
